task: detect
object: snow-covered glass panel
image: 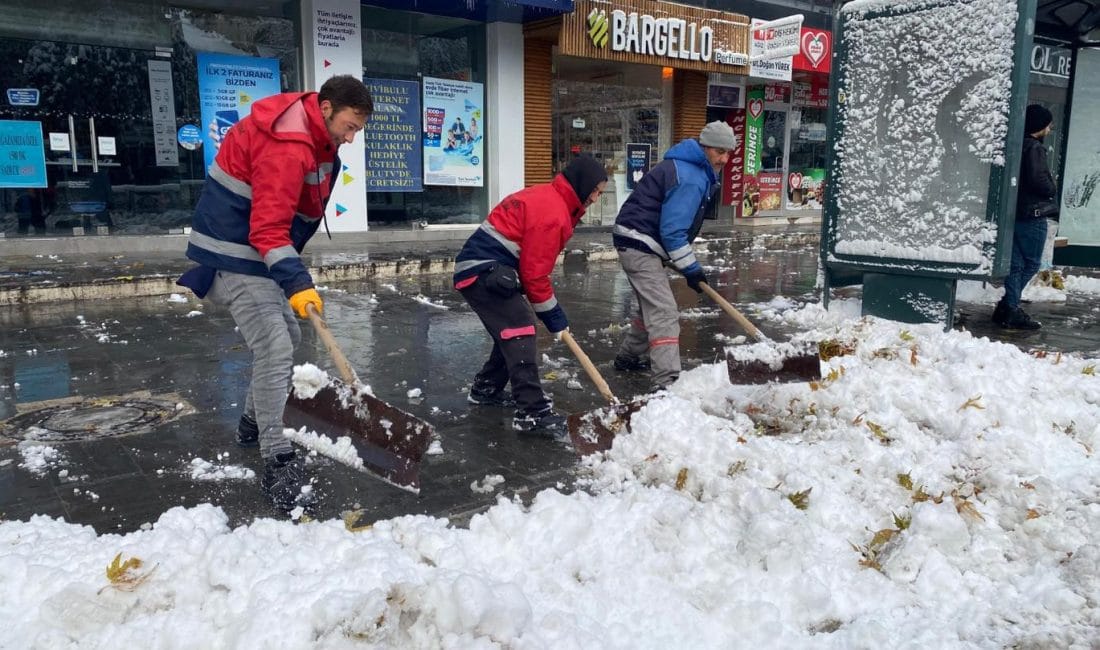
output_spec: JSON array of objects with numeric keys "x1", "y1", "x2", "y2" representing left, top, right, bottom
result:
[
  {"x1": 830, "y1": 0, "x2": 1018, "y2": 274},
  {"x1": 1059, "y1": 47, "x2": 1100, "y2": 246}
]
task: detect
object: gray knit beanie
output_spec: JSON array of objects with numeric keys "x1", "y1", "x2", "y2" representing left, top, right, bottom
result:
[{"x1": 699, "y1": 120, "x2": 736, "y2": 149}]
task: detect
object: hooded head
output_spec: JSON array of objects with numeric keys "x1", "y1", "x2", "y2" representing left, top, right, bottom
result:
[
  {"x1": 562, "y1": 154, "x2": 608, "y2": 205},
  {"x1": 1024, "y1": 104, "x2": 1053, "y2": 137}
]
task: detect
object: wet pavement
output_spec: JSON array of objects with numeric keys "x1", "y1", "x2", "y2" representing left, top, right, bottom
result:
[{"x1": 1, "y1": 232, "x2": 1098, "y2": 533}]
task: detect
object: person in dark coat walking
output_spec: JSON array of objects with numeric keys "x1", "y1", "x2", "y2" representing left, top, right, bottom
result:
[
  {"x1": 993, "y1": 104, "x2": 1056, "y2": 330},
  {"x1": 454, "y1": 154, "x2": 607, "y2": 438}
]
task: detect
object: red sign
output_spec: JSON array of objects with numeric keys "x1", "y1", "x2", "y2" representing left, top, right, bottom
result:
[
  {"x1": 722, "y1": 110, "x2": 746, "y2": 207},
  {"x1": 764, "y1": 83, "x2": 790, "y2": 104},
  {"x1": 792, "y1": 79, "x2": 829, "y2": 108},
  {"x1": 793, "y1": 28, "x2": 831, "y2": 73},
  {"x1": 758, "y1": 172, "x2": 784, "y2": 212}
]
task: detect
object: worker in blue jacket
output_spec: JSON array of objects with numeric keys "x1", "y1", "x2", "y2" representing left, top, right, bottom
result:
[{"x1": 611, "y1": 121, "x2": 732, "y2": 390}]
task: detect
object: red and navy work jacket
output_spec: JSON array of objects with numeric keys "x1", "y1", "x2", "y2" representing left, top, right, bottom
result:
[
  {"x1": 453, "y1": 175, "x2": 585, "y2": 332},
  {"x1": 180, "y1": 91, "x2": 337, "y2": 298}
]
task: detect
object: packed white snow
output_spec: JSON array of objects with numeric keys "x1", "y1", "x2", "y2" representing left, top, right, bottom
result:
[
  {"x1": 470, "y1": 474, "x2": 506, "y2": 494},
  {"x1": 17, "y1": 443, "x2": 64, "y2": 477},
  {"x1": 187, "y1": 457, "x2": 255, "y2": 481},
  {"x1": 1, "y1": 298, "x2": 1098, "y2": 647}
]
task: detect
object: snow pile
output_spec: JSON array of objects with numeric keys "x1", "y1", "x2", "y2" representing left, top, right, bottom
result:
[
  {"x1": 284, "y1": 427, "x2": 364, "y2": 471},
  {"x1": 0, "y1": 301, "x2": 1098, "y2": 647},
  {"x1": 17, "y1": 443, "x2": 64, "y2": 476},
  {"x1": 290, "y1": 363, "x2": 331, "y2": 400},
  {"x1": 187, "y1": 457, "x2": 255, "y2": 481}
]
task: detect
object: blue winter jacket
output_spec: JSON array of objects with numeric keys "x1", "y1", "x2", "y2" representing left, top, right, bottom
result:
[{"x1": 612, "y1": 138, "x2": 718, "y2": 276}]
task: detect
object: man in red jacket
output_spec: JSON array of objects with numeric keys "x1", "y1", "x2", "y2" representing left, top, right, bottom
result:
[
  {"x1": 454, "y1": 155, "x2": 608, "y2": 438},
  {"x1": 177, "y1": 75, "x2": 372, "y2": 512}
]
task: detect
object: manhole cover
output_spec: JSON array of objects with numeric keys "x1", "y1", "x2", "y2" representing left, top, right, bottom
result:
[{"x1": 1, "y1": 393, "x2": 191, "y2": 443}]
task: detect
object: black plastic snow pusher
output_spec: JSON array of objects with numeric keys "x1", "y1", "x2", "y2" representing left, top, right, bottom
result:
[{"x1": 283, "y1": 304, "x2": 435, "y2": 493}]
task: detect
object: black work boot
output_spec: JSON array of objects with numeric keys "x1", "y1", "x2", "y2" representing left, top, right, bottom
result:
[
  {"x1": 991, "y1": 300, "x2": 1009, "y2": 327},
  {"x1": 613, "y1": 354, "x2": 652, "y2": 372},
  {"x1": 261, "y1": 451, "x2": 317, "y2": 512},
  {"x1": 467, "y1": 383, "x2": 515, "y2": 407},
  {"x1": 1001, "y1": 307, "x2": 1041, "y2": 330},
  {"x1": 512, "y1": 408, "x2": 567, "y2": 440},
  {"x1": 237, "y1": 414, "x2": 259, "y2": 448}
]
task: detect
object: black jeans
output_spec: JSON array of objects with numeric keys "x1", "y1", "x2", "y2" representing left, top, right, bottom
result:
[{"x1": 459, "y1": 265, "x2": 549, "y2": 415}]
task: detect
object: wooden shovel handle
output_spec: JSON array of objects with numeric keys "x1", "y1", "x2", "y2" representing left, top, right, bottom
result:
[
  {"x1": 560, "y1": 330, "x2": 619, "y2": 405},
  {"x1": 699, "y1": 282, "x2": 764, "y2": 341},
  {"x1": 306, "y1": 303, "x2": 359, "y2": 385}
]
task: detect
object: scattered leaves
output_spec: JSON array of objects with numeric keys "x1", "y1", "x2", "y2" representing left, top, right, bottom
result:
[
  {"x1": 343, "y1": 509, "x2": 373, "y2": 532},
  {"x1": 1026, "y1": 509, "x2": 1041, "y2": 520},
  {"x1": 865, "y1": 420, "x2": 891, "y2": 444},
  {"x1": 543, "y1": 371, "x2": 558, "y2": 380},
  {"x1": 953, "y1": 494, "x2": 985, "y2": 522},
  {"x1": 899, "y1": 330, "x2": 914, "y2": 342},
  {"x1": 958, "y1": 395, "x2": 985, "y2": 412},
  {"x1": 787, "y1": 487, "x2": 812, "y2": 510},
  {"x1": 893, "y1": 511, "x2": 911, "y2": 530},
  {"x1": 101, "y1": 553, "x2": 155, "y2": 593},
  {"x1": 910, "y1": 347, "x2": 918, "y2": 366},
  {"x1": 869, "y1": 528, "x2": 898, "y2": 547},
  {"x1": 727, "y1": 460, "x2": 747, "y2": 476},
  {"x1": 897, "y1": 472, "x2": 914, "y2": 491},
  {"x1": 1020, "y1": 481, "x2": 1035, "y2": 490},
  {"x1": 818, "y1": 339, "x2": 856, "y2": 362},
  {"x1": 675, "y1": 468, "x2": 689, "y2": 491},
  {"x1": 1083, "y1": 365, "x2": 1095, "y2": 376}
]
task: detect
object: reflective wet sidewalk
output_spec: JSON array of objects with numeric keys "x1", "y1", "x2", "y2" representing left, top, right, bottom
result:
[{"x1": 1, "y1": 235, "x2": 1097, "y2": 533}]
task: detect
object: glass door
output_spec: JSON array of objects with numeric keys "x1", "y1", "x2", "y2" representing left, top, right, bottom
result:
[
  {"x1": 0, "y1": 37, "x2": 185, "y2": 236},
  {"x1": 757, "y1": 107, "x2": 788, "y2": 215}
]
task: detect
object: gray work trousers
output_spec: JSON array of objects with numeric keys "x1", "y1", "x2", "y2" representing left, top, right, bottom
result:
[
  {"x1": 207, "y1": 270, "x2": 300, "y2": 459},
  {"x1": 616, "y1": 247, "x2": 681, "y2": 387}
]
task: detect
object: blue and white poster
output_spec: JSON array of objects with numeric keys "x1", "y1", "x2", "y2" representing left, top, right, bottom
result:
[
  {"x1": 197, "y1": 52, "x2": 281, "y2": 172},
  {"x1": 422, "y1": 77, "x2": 484, "y2": 187},
  {"x1": 0, "y1": 120, "x2": 46, "y2": 188},
  {"x1": 364, "y1": 78, "x2": 421, "y2": 192}
]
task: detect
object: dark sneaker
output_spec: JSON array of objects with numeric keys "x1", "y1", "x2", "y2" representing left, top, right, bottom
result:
[
  {"x1": 614, "y1": 354, "x2": 652, "y2": 372},
  {"x1": 467, "y1": 386, "x2": 515, "y2": 407},
  {"x1": 991, "y1": 300, "x2": 1009, "y2": 326},
  {"x1": 261, "y1": 451, "x2": 318, "y2": 512},
  {"x1": 237, "y1": 414, "x2": 259, "y2": 448},
  {"x1": 512, "y1": 408, "x2": 567, "y2": 439},
  {"x1": 648, "y1": 375, "x2": 679, "y2": 394},
  {"x1": 1001, "y1": 307, "x2": 1041, "y2": 330}
]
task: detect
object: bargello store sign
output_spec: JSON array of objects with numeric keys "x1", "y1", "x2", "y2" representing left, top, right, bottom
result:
[{"x1": 560, "y1": 0, "x2": 750, "y2": 74}]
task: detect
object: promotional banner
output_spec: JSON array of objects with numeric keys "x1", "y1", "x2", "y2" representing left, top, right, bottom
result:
[
  {"x1": 741, "y1": 87, "x2": 764, "y2": 216},
  {"x1": 786, "y1": 167, "x2": 826, "y2": 210},
  {"x1": 723, "y1": 110, "x2": 745, "y2": 208},
  {"x1": 303, "y1": 0, "x2": 365, "y2": 231},
  {"x1": 364, "y1": 78, "x2": 421, "y2": 192},
  {"x1": 197, "y1": 52, "x2": 281, "y2": 172},
  {"x1": 626, "y1": 143, "x2": 651, "y2": 190},
  {"x1": 758, "y1": 172, "x2": 784, "y2": 212},
  {"x1": 422, "y1": 77, "x2": 484, "y2": 187},
  {"x1": 147, "y1": 60, "x2": 179, "y2": 167},
  {"x1": 0, "y1": 120, "x2": 46, "y2": 188}
]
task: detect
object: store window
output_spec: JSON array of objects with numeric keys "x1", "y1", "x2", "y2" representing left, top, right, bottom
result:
[
  {"x1": 552, "y1": 58, "x2": 663, "y2": 225},
  {"x1": 0, "y1": 0, "x2": 297, "y2": 237},
  {"x1": 361, "y1": 6, "x2": 487, "y2": 226}
]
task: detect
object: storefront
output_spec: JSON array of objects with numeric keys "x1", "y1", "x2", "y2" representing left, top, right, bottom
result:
[
  {"x1": 528, "y1": 0, "x2": 751, "y2": 225},
  {"x1": 0, "y1": 0, "x2": 569, "y2": 239},
  {"x1": 709, "y1": 24, "x2": 832, "y2": 223}
]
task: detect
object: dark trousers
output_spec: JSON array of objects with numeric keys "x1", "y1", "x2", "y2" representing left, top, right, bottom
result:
[
  {"x1": 1003, "y1": 217, "x2": 1047, "y2": 309},
  {"x1": 460, "y1": 267, "x2": 549, "y2": 414}
]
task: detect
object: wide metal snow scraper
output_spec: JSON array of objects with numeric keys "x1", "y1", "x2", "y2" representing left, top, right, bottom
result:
[
  {"x1": 283, "y1": 305, "x2": 434, "y2": 493},
  {"x1": 566, "y1": 282, "x2": 820, "y2": 455}
]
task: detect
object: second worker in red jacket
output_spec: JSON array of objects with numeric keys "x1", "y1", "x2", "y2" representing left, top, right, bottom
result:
[{"x1": 453, "y1": 155, "x2": 608, "y2": 438}]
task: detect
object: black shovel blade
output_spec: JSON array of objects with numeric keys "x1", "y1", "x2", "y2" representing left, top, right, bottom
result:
[
  {"x1": 284, "y1": 380, "x2": 434, "y2": 494},
  {"x1": 567, "y1": 399, "x2": 648, "y2": 456},
  {"x1": 726, "y1": 352, "x2": 822, "y2": 385}
]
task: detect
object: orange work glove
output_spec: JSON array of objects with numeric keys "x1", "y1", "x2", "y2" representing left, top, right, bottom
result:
[{"x1": 288, "y1": 288, "x2": 323, "y2": 319}]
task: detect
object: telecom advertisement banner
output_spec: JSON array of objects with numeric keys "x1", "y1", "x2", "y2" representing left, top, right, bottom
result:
[
  {"x1": 364, "y1": 78, "x2": 421, "y2": 192},
  {"x1": 197, "y1": 52, "x2": 281, "y2": 172},
  {"x1": 422, "y1": 77, "x2": 484, "y2": 187}
]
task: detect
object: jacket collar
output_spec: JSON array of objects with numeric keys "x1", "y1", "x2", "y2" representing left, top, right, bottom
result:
[{"x1": 552, "y1": 174, "x2": 586, "y2": 224}]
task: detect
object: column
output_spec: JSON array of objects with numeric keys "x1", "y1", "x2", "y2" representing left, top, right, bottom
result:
[{"x1": 486, "y1": 22, "x2": 525, "y2": 206}]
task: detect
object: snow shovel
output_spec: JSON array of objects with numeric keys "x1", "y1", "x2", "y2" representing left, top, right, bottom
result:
[
  {"x1": 697, "y1": 282, "x2": 822, "y2": 385},
  {"x1": 561, "y1": 330, "x2": 647, "y2": 456},
  {"x1": 282, "y1": 304, "x2": 435, "y2": 494}
]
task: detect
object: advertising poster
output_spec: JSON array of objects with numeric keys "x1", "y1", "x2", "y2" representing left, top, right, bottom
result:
[
  {"x1": 422, "y1": 77, "x2": 484, "y2": 187},
  {"x1": 786, "y1": 167, "x2": 826, "y2": 210},
  {"x1": 147, "y1": 60, "x2": 178, "y2": 167},
  {"x1": 741, "y1": 87, "x2": 765, "y2": 217},
  {"x1": 364, "y1": 78, "x2": 421, "y2": 192},
  {"x1": 197, "y1": 52, "x2": 281, "y2": 172},
  {"x1": 0, "y1": 120, "x2": 46, "y2": 188},
  {"x1": 626, "y1": 143, "x2": 651, "y2": 189},
  {"x1": 758, "y1": 172, "x2": 784, "y2": 212}
]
